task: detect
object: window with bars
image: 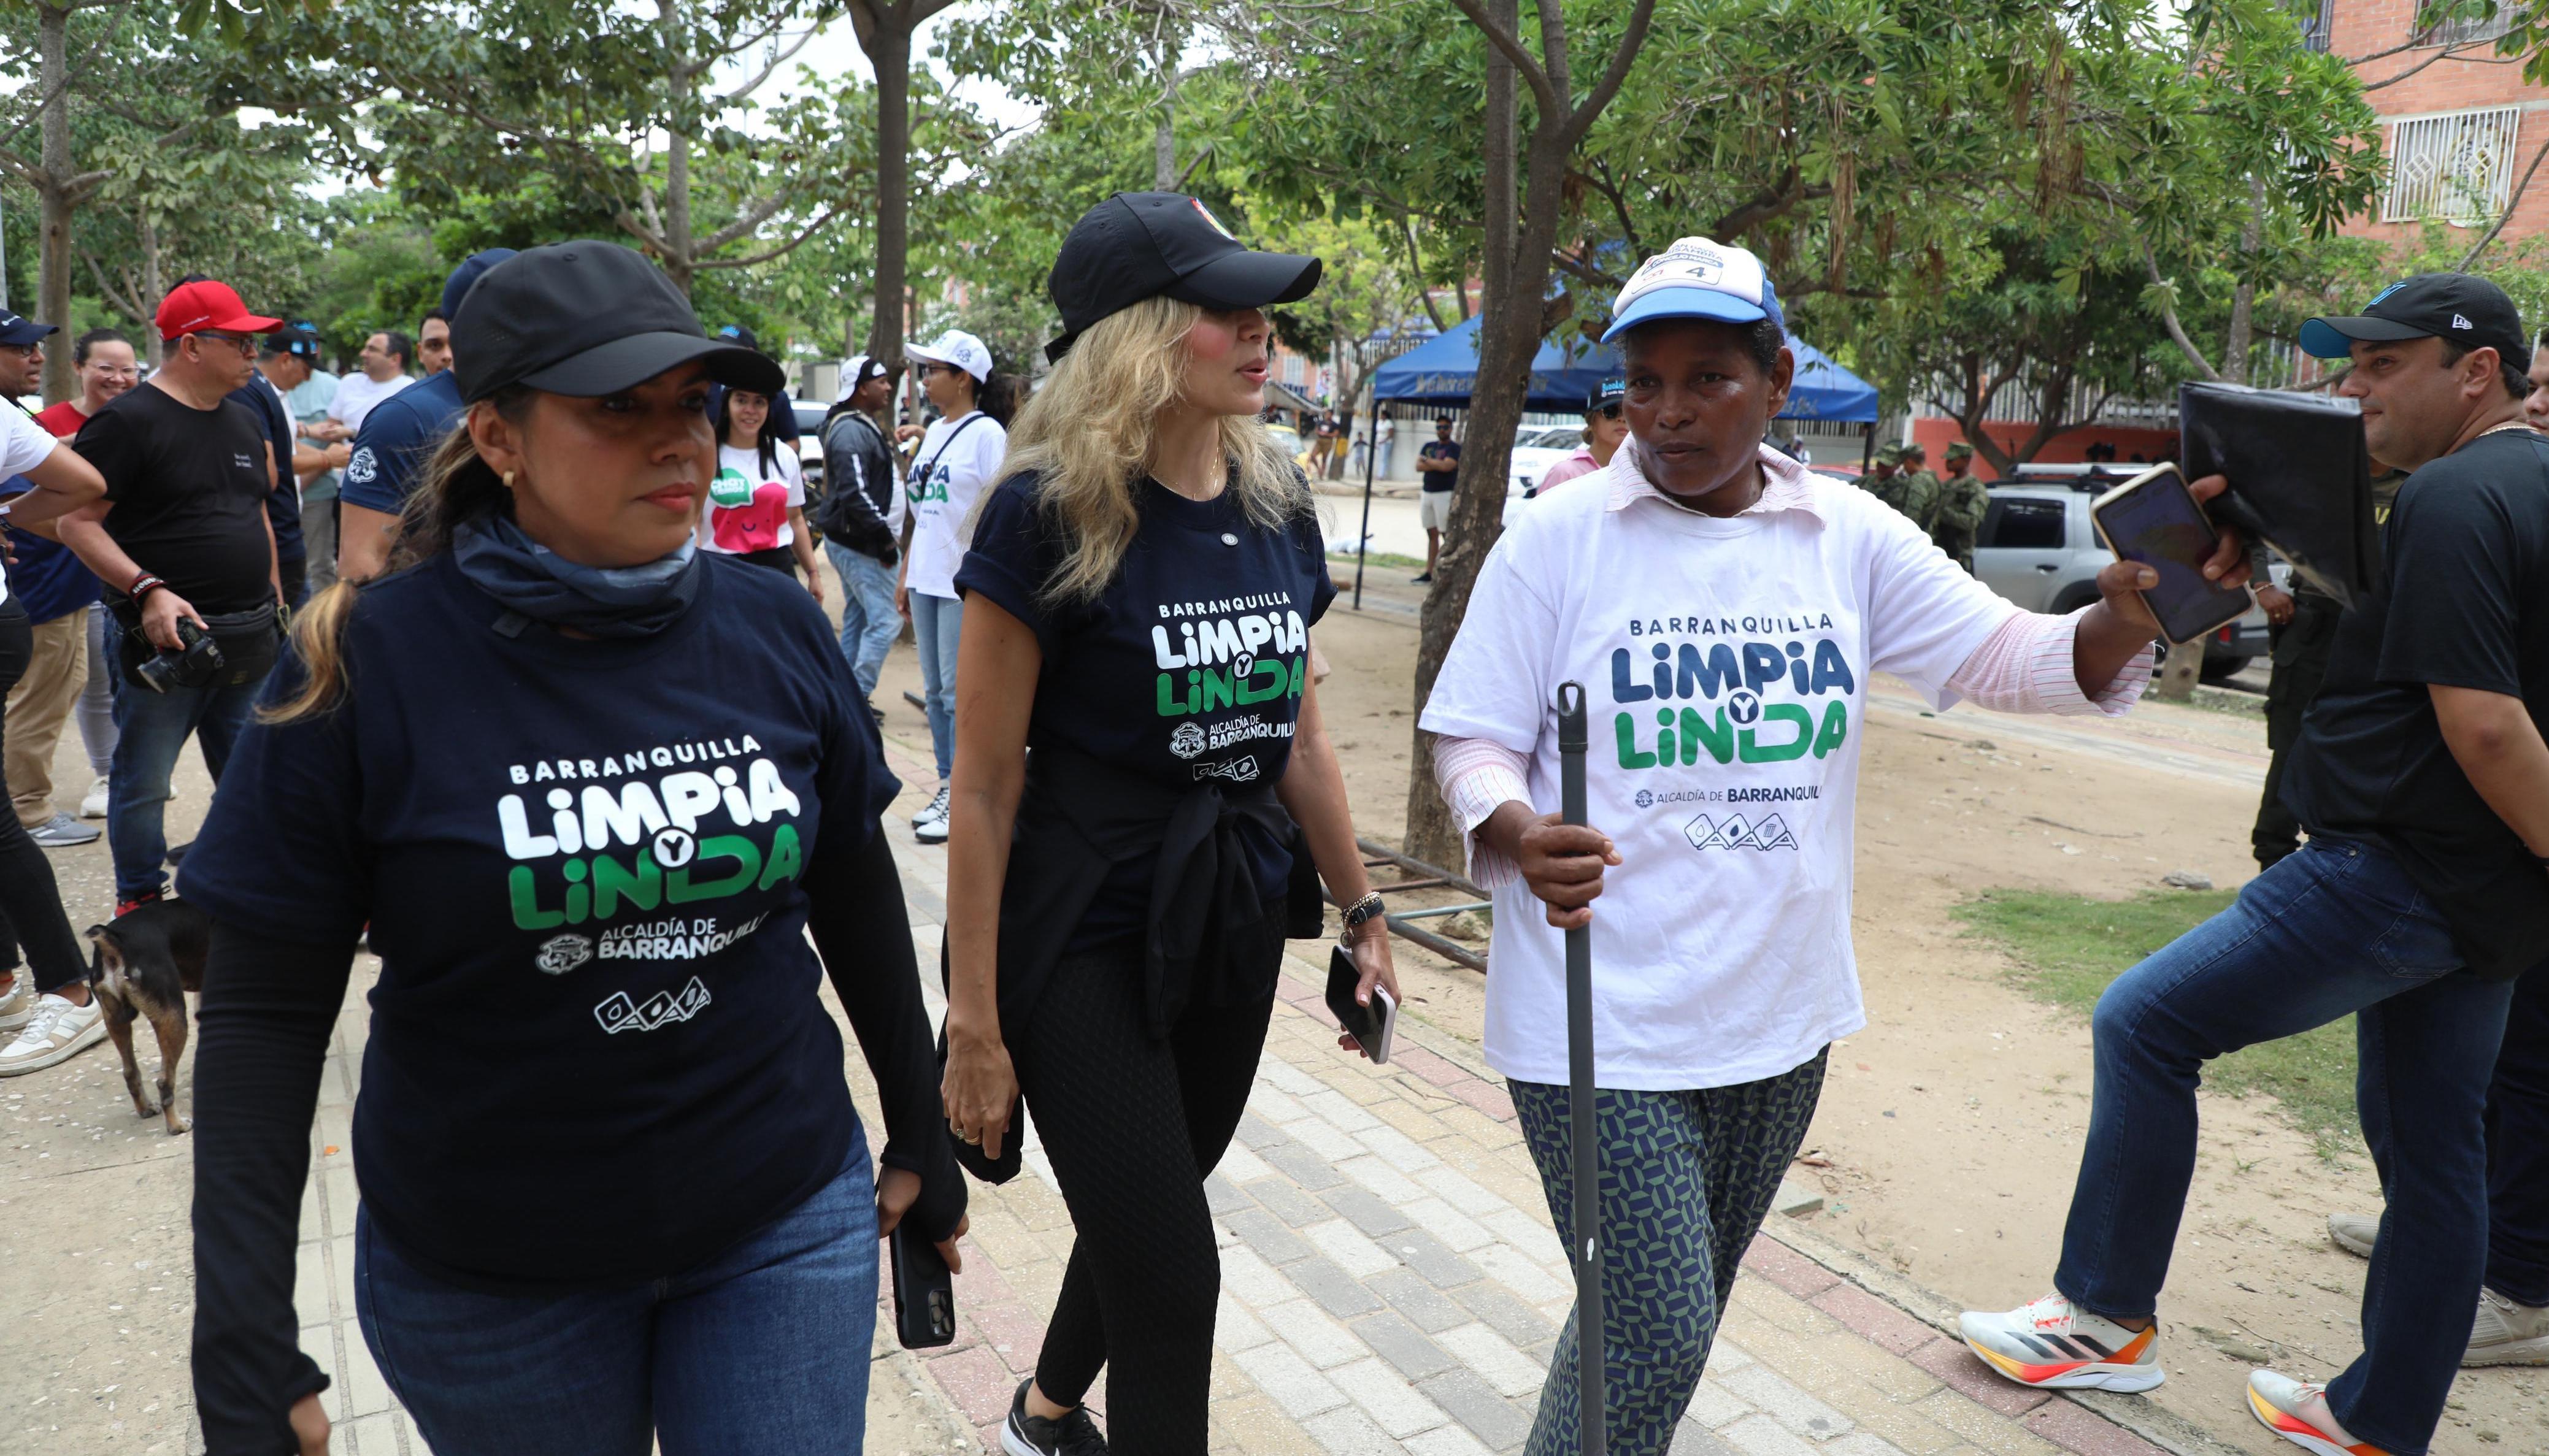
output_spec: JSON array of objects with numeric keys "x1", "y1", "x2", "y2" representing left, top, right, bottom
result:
[
  {"x1": 2416, "y1": 1, "x2": 2515, "y2": 45},
  {"x1": 2300, "y1": 0, "x2": 2334, "y2": 52},
  {"x1": 2384, "y1": 107, "x2": 2524, "y2": 223}
]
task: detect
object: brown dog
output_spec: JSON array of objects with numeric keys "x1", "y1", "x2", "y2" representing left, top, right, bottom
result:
[{"x1": 84, "y1": 899, "x2": 207, "y2": 1136}]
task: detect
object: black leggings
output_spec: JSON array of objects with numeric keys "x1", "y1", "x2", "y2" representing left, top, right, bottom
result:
[
  {"x1": 1014, "y1": 919, "x2": 1280, "y2": 1454},
  {"x1": 0, "y1": 601, "x2": 89, "y2": 992}
]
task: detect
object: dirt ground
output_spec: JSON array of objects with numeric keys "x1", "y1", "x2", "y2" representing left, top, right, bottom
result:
[{"x1": 1280, "y1": 564, "x2": 2544, "y2": 1456}]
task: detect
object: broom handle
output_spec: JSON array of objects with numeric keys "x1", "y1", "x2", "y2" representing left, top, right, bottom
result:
[{"x1": 1555, "y1": 680, "x2": 1603, "y2": 1455}]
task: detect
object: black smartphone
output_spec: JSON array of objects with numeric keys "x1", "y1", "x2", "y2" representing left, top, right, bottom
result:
[
  {"x1": 1326, "y1": 943, "x2": 1397, "y2": 1064},
  {"x1": 2088, "y1": 463, "x2": 2255, "y2": 646},
  {"x1": 888, "y1": 1221, "x2": 956, "y2": 1349}
]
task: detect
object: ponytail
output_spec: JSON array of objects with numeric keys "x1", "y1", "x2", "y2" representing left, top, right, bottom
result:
[
  {"x1": 978, "y1": 369, "x2": 1020, "y2": 427},
  {"x1": 260, "y1": 388, "x2": 532, "y2": 723}
]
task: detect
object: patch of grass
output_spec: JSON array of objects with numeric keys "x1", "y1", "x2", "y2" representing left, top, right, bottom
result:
[
  {"x1": 1328, "y1": 548, "x2": 1426, "y2": 572},
  {"x1": 1953, "y1": 887, "x2": 2362, "y2": 1152}
]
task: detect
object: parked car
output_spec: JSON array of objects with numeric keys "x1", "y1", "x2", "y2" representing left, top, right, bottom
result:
[
  {"x1": 792, "y1": 400, "x2": 832, "y2": 489},
  {"x1": 1974, "y1": 482, "x2": 2277, "y2": 680}
]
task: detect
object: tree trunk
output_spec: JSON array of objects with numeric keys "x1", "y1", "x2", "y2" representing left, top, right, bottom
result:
[
  {"x1": 661, "y1": 130, "x2": 695, "y2": 294},
  {"x1": 2222, "y1": 175, "x2": 2264, "y2": 387},
  {"x1": 1400, "y1": 0, "x2": 1521, "y2": 866},
  {"x1": 866, "y1": 19, "x2": 913, "y2": 370},
  {"x1": 138, "y1": 215, "x2": 164, "y2": 369},
  {"x1": 36, "y1": 2, "x2": 75, "y2": 404},
  {"x1": 1154, "y1": 45, "x2": 1178, "y2": 190},
  {"x1": 2153, "y1": 640, "x2": 2204, "y2": 702}
]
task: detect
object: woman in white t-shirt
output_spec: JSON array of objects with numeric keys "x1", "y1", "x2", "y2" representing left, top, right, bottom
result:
[
  {"x1": 1420, "y1": 239, "x2": 2247, "y2": 1455},
  {"x1": 893, "y1": 329, "x2": 1014, "y2": 843},
  {"x1": 702, "y1": 386, "x2": 822, "y2": 600}
]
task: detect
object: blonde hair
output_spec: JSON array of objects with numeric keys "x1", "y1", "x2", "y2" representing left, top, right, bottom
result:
[{"x1": 998, "y1": 295, "x2": 1310, "y2": 604}]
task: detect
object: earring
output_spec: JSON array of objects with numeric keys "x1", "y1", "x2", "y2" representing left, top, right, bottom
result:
[{"x1": 502, "y1": 470, "x2": 516, "y2": 488}]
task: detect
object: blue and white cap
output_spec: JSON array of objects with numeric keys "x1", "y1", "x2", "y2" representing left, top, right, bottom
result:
[{"x1": 1601, "y1": 237, "x2": 1782, "y2": 342}]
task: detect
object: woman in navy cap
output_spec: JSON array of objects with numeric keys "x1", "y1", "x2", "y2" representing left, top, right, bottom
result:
[
  {"x1": 937, "y1": 193, "x2": 1399, "y2": 1455},
  {"x1": 183, "y1": 241, "x2": 963, "y2": 1456}
]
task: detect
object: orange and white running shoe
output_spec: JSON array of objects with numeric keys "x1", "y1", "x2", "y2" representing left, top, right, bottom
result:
[
  {"x1": 2245, "y1": 1370, "x2": 2389, "y2": 1456},
  {"x1": 1956, "y1": 1292, "x2": 2164, "y2": 1392}
]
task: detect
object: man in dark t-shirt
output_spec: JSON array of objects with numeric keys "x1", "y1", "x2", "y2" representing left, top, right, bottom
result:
[
  {"x1": 56, "y1": 277, "x2": 286, "y2": 910},
  {"x1": 1963, "y1": 275, "x2": 2547, "y2": 1454},
  {"x1": 1413, "y1": 416, "x2": 1459, "y2": 583}
]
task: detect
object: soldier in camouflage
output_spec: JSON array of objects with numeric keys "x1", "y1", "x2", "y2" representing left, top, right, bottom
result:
[
  {"x1": 1884, "y1": 442, "x2": 1942, "y2": 529},
  {"x1": 1930, "y1": 440, "x2": 1991, "y2": 572},
  {"x1": 1853, "y1": 442, "x2": 1902, "y2": 497}
]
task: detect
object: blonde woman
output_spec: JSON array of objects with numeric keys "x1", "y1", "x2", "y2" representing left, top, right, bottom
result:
[{"x1": 938, "y1": 193, "x2": 1399, "y2": 1456}]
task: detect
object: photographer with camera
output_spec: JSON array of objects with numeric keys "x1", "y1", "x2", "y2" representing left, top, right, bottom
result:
[{"x1": 56, "y1": 278, "x2": 290, "y2": 915}]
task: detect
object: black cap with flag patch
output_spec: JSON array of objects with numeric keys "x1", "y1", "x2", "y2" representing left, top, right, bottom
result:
[
  {"x1": 1044, "y1": 191, "x2": 1322, "y2": 362},
  {"x1": 2301, "y1": 273, "x2": 2529, "y2": 370}
]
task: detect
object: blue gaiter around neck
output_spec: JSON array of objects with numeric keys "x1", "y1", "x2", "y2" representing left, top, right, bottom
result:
[{"x1": 450, "y1": 513, "x2": 701, "y2": 639}]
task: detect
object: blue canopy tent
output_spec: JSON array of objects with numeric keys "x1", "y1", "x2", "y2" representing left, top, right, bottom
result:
[{"x1": 1349, "y1": 318, "x2": 1879, "y2": 603}]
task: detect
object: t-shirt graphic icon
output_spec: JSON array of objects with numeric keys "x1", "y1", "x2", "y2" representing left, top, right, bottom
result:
[{"x1": 707, "y1": 464, "x2": 790, "y2": 553}]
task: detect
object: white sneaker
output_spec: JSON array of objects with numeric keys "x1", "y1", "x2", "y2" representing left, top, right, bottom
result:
[
  {"x1": 2467, "y1": 1285, "x2": 2549, "y2": 1366},
  {"x1": 0, "y1": 976, "x2": 31, "y2": 1033},
  {"x1": 0, "y1": 992, "x2": 106, "y2": 1076},
  {"x1": 2326, "y1": 1211, "x2": 2377, "y2": 1259},
  {"x1": 79, "y1": 776, "x2": 107, "y2": 819},
  {"x1": 1958, "y1": 1292, "x2": 2164, "y2": 1391},
  {"x1": 2246, "y1": 1369, "x2": 2386, "y2": 1455},
  {"x1": 912, "y1": 786, "x2": 951, "y2": 845}
]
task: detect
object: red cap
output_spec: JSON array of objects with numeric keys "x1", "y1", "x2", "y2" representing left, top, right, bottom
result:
[{"x1": 154, "y1": 279, "x2": 282, "y2": 341}]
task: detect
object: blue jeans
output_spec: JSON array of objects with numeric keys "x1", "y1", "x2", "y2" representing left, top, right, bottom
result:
[
  {"x1": 2486, "y1": 968, "x2": 2549, "y2": 1306},
  {"x1": 2055, "y1": 837, "x2": 2513, "y2": 1456},
  {"x1": 356, "y1": 1126, "x2": 879, "y2": 1456},
  {"x1": 106, "y1": 621, "x2": 271, "y2": 900},
  {"x1": 910, "y1": 590, "x2": 961, "y2": 783},
  {"x1": 826, "y1": 541, "x2": 901, "y2": 701}
]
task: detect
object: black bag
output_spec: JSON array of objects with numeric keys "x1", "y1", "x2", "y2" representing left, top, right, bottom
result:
[
  {"x1": 112, "y1": 598, "x2": 280, "y2": 690},
  {"x1": 2178, "y1": 381, "x2": 2380, "y2": 606}
]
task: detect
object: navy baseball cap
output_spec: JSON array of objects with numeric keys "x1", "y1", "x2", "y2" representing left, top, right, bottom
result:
[
  {"x1": 2301, "y1": 273, "x2": 2529, "y2": 368},
  {"x1": 452, "y1": 241, "x2": 785, "y2": 403},
  {"x1": 0, "y1": 310, "x2": 58, "y2": 347},
  {"x1": 442, "y1": 248, "x2": 518, "y2": 322},
  {"x1": 1046, "y1": 192, "x2": 1322, "y2": 362},
  {"x1": 260, "y1": 324, "x2": 325, "y2": 359}
]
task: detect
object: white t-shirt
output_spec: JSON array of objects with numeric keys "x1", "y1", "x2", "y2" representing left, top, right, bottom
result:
[
  {"x1": 1418, "y1": 458, "x2": 2015, "y2": 1090},
  {"x1": 699, "y1": 442, "x2": 804, "y2": 555},
  {"x1": 0, "y1": 407, "x2": 63, "y2": 606},
  {"x1": 902, "y1": 411, "x2": 1008, "y2": 599},
  {"x1": 328, "y1": 372, "x2": 412, "y2": 434}
]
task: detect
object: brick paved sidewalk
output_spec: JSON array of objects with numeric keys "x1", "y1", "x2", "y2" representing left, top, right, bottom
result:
[{"x1": 874, "y1": 743, "x2": 2210, "y2": 1456}]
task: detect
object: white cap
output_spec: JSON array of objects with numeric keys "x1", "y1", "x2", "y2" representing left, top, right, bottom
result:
[
  {"x1": 1602, "y1": 237, "x2": 1783, "y2": 342},
  {"x1": 835, "y1": 354, "x2": 886, "y2": 403},
  {"x1": 905, "y1": 329, "x2": 992, "y2": 383}
]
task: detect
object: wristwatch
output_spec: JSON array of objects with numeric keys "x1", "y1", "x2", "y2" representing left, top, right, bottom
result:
[{"x1": 1340, "y1": 891, "x2": 1386, "y2": 940}]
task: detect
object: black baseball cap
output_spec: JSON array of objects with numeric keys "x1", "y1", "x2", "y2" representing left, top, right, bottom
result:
[
  {"x1": 442, "y1": 248, "x2": 517, "y2": 320},
  {"x1": 2301, "y1": 273, "x2": 2530, "y2": 368},
  {"x1": 1587, "y1": 378, "x2": 1624, "y2": 414},
  {"x1": 260, "y1": 324, "x2": 324, "y2": 359},
  {"x1": 0, "y1": 310, "x2": 57, "y2": 348},
  {"x1": 453, "y1": 241, "x2": 785, "y2": 404},
  {"x1": 1045, "y1": 191, "x2": 1322, "y2": 362}
]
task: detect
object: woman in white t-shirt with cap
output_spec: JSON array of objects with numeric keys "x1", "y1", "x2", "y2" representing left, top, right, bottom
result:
[
  {"x1": 1420, "y1": 237, "x2": 2248, "y2": 1455},
  {"x1": 895, "y1": 328, "x2": 1015, "y2": 843}
]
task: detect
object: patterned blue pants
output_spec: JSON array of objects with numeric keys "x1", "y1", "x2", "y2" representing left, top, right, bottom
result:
[{"x1": 1510, "y1": 1049, "x2": 1829, "y2": 1456}]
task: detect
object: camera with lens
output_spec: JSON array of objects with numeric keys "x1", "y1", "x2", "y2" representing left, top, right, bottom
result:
[{"x1": 135, "y1": 618, "x2": 226, "y2": 694}]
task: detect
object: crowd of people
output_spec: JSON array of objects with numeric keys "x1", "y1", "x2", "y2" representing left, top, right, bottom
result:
[{"x1": 0, "y1": 197, "x2": 2536, "y2": 1456}]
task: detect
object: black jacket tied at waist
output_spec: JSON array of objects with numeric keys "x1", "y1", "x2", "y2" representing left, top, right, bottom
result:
[{"x1": 939, "y1": 743, "x2": 1323, "y2": 1182}]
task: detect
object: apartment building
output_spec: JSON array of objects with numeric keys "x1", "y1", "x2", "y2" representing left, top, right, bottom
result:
[{"x1": 2320, "y1": 0, "x2": 2549, "y2": 245}]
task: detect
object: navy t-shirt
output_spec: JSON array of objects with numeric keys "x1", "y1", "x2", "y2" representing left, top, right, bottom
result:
[
  {"x1": 231, "y1": 380, "x2": 304, "y2": 564},
  {"x1": 1419, "y1": 439, "x2": 1461, "y2": 491},
  {"x1": 337, "y1": 370, "x2": 464, "y2": 516},
  {"x1": 955, "y1": 471, "x2": 1335, "y2": 943},
  {"x1": 179, "y1": 551, "x2": 901, "y2": 1283}
]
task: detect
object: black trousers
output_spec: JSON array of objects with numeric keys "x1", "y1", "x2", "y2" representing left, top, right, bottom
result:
[
  {"x1": 2488, "y1": 969, "x2": 2549, "y2": 1306},
  {"x1": 0, "y1": 599, "x2": 91, "y2": 993},
  {"x1": 1013, "y1": 918, "x2": 1281, "y2": 1454}
]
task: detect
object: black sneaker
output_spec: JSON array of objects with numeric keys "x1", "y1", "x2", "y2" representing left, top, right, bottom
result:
[
  {"x1": 1002, "y1": 1378, "x2": 1106, "y2": 1456},
  {"x1": 1410, "y1": 572, "x2": 1433, "y2": 583}
]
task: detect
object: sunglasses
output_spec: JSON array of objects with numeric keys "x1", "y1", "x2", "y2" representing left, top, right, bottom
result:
[
  {"x1": 190, "y1": 331, "x2": 259, "y2": 356},
  {"x1": 1594, "y1": 403, "x2": 1622, "y2": 420}
]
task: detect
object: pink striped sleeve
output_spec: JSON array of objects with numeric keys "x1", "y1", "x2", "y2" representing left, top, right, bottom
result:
[
  {"x1": 1944, "y1": 608, "x2": 2151, "y2": 717},
  {"x1": 1432, "y1": 735, "x2": 1532, "y2": 889}
]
